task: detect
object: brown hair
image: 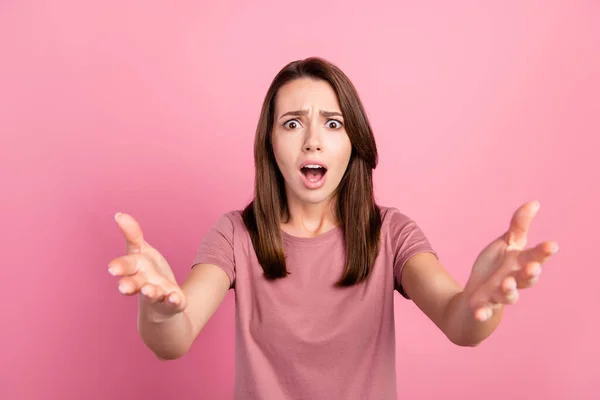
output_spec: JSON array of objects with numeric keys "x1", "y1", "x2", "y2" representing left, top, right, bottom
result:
[{"x1": 241, "y1": 57, "x2": 381, "y2": 287}]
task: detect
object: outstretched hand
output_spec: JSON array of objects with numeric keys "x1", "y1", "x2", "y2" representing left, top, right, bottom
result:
[
  {"x1": 463, "y1": 201, "x2": 559, "y2": 321},
  {"x1": 108, "y1": 212, "x2": 187, "y2": 320}
]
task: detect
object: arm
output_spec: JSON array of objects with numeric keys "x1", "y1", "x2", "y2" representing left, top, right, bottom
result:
[
  {"x1": 400, "y1": 252, "x2": 503, "y2": 347},
  {"x1": 111, "y1": 211, "x2": 235, "y2": 361},
  {"x1": 399, "y1": 201, "x2": 558, "y2": 347},
  {"x1": 138, "y1": 263, "x2": 231, "y2": 360}
]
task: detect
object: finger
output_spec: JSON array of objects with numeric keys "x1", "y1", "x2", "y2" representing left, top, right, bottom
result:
[
  {"x1": 114, "y1": 212, "x2": 147, "y2": 254},
  {"x1": 493, "y1": 276, "x2": 519, "y2": 305},
  {"x1": 140, "y1": 282, "x2": 181, "y2": 302},
  {"x1": 516, "y1": 259, "x2": 543, "y2": 289},
  {"x1": 108, "y1": 254, "x2": 147, "y2": 277},
  {"x1": 515, "y1": 241, "x2": 558, "y2": 287},
  {"x1": 118, "y1": 274, "x2": 179, "y2": 298},
  {"x1": 471, "y1": 240, "x2": 554, "y2": 308},
  {"x1": 474, "y1": 305, "x2": 493, "y2": 321},
  {"x1": 517, "y1": 241, "x2": 559, "y2": 266},
  {"x1": 117, "y1": 275, "x2": 146, "y2": 295},
  {"x1": 469, "y1": 287, "x2": 498, "y2": 320},
  {"x1": 474, "y1": 298, "x2": 506, "y2": 321},
  {"x1": 140, "y1": 283, "x2": 186, "y2": 311},
  {"x1": 518, "y1": 268, "x2": 541, "y2": 289},
  {"x1": 166, "y1": 291, "x2": 184, "y2": 307},
  {"x1": 140, "y1": 283, "x2": 168, "y2": 303},
  {"x1": 472, "y1": 275, "x2": 518, "y2": 321},
  {"x1": 504, "y1": 200, "x2": 540, "y2": 250}
]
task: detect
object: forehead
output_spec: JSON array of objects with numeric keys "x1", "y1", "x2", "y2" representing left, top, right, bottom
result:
[{"x1": 274, "y1": 78, "x2": 341, "y2": 113}]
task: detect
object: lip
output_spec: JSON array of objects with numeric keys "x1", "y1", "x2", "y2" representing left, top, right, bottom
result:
[
  {"x1": 298, "y1": 160, "x2": 328, "y2": 190},
  {"x1": 299, "y1": 160, "x2": 328, "y2": 170}
]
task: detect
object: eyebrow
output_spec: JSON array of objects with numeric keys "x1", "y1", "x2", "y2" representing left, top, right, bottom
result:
[{"x1": 278, "y1": 109, "x2": 343, "y2": 120}]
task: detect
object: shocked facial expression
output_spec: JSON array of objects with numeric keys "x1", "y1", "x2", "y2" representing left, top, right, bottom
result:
[{"x1": 271, "y1": 78, "x2": 352, "y2": 206}]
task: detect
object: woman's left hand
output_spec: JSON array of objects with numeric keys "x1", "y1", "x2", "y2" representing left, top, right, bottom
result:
[{"x1": 463, "y1": 200, "x2": 559, "y2": 321}]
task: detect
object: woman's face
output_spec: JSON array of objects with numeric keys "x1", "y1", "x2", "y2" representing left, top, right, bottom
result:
[{"x1": 271, "y1": 78, "x2": 352, "y2": 207}]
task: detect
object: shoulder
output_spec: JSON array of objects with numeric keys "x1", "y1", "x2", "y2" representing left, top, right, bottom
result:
[
  {"x1": 378, "y1": 205, "x2": 415, "y2": 231},
  {"x1": 220, "y1": 209, "x2": 244, "y2": 224},
  {"x1": 377, "y1": 204, "x2": 432, "y2": 249},
  {"x1": 205, "y1": 209, "x2": 247, "y2": 238}
]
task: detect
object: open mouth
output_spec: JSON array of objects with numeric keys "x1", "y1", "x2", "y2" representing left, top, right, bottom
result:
[{"x1": 300, "y1": 164, "x2": 327, "y2": 182}]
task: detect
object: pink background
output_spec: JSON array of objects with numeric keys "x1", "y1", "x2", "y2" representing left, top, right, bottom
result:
[{"x1": 1, "y1": 1, "x2": 598, "y2": 399}]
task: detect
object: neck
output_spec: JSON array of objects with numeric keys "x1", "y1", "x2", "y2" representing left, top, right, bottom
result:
[{"x1": 282, "y1": 195, "x2": 339, "y2": 238}]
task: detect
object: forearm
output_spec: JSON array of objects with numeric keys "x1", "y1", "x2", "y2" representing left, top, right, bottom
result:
[
  {"x1": 137, "y1": 300, "x2": 194, "y2": 360},
  {"x1": 442, "y1": 290, "x2": 504, "y2": 347}
]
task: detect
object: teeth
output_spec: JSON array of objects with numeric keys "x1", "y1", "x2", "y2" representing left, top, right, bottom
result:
[{"x1": 303, "y1": 164, "x2": 323, "y2": 169}]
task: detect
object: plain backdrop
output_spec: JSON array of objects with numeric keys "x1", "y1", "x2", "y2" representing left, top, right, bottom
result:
[{"x1": 1, "y1": 1, "x2": 598, "y2": 399}]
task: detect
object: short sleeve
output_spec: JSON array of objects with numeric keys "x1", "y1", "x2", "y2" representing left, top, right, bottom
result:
[
  {"x1": 191, "y1": 212, "x2": 236, "y2": 289},
  {"x1": 388, "y1": 210, "x2": 438, "y2": 299}
]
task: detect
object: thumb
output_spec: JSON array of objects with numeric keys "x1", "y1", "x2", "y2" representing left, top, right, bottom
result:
[
  {"x1": 114, "y1": 212, "x2": 147, "y2": 253},
  {"x1": 504, "y1": 200, "x2": 540, "y2": 250}
]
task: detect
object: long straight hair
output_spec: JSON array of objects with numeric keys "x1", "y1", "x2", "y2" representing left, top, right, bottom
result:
[{"x1": 242, "y1": 57, "x2": 382, "y2": 287}]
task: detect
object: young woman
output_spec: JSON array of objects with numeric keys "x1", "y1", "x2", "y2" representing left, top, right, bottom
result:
[{"x1": 108, "y1": 57, "x2": 559, "y2": 399}]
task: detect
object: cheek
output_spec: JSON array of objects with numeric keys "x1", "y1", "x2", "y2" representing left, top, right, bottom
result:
[
  {"x1": 342, "y1": 136, "x2": 352, "y2": 159},
  {"x1": 272, "y1": 137, "x2": 294, "y2": 172},
  {"x1": 330, "y1": 135, "x2": 352, "y2": 166},
  {"x1": 271, "y1": 134, "x2": 284, "y2": 160}
]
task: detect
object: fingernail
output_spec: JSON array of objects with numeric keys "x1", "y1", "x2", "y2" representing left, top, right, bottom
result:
[
  {"x1": 169, "y1": 293, "x2": 178, "y2": 303},
  {"x1": 114, "y1": 212, "x2": 121, "y2": 221},
  {"x1": 118, "y1": 283, "x2": 128, "y2": 294},
  {"x1": 551, "y1": 244, "x2": 559, "y2": 254},
  {"x1": 141, "y1": 286, "x2": 150, "y2": 295},
  {"x1": 476, "y1": 311, "x2": 486, "y2": 321},
  {"x1": 477, "y1": 308, "x2": 492, "y2": 321},
  {"x1": 108, "y1": 267, "x2": 117, "y2": 276},
  {"x1": 531, "y1": 264, "x2": 542, "y2": 276}
]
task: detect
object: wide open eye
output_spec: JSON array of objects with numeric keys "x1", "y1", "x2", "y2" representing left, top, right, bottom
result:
[
  {"x1": 283, "y1": 119, "x2": 302, "y2": 129},
  {"x1": 326, "y1": 119, "x2": 343, "y2": 129}
]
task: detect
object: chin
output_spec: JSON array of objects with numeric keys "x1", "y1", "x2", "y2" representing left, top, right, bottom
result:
[
  {"x1": 303, "y1": 196, "x2": 330, "y2": 205},
  {"x1": 295, "y1": 189, "x2": 336, "y2": 206}
]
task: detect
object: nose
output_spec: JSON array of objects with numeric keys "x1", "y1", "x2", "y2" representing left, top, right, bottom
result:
[{"x1": 302, "y1": 125, "x2": 322, "y2": 152}]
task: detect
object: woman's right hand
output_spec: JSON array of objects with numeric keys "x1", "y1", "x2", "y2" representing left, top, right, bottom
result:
[{"x1": 108, "y1": 212, "x2": 187, "y2": 322}]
